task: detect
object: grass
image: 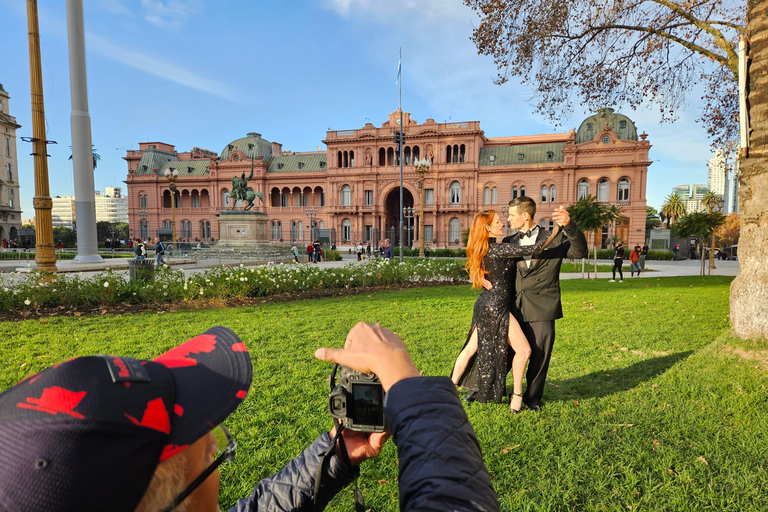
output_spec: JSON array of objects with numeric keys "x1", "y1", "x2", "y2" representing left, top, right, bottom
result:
[{"x1": 1, "y1": 276, "x2": 766, "y2": 511}]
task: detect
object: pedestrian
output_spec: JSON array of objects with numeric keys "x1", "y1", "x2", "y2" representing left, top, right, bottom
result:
[
  {"x1": 57, "y1": 240, "x2": 64, "y2": 252},
  {"x1": 291, "y1": 243, "x2": 299, "y2": 263},
  {"x1": 154, "y1": 237, "x2": 167, "y2": 266},
  {"x1": 105, "y1": 239, "x2": 111, "y2": 253},
  {"x1": 313, "y1": 240, "x2": 321, "y2": 263},
  {"x1": 367, "y1": 243, "x2": 371, "y2": 257},
  {"x1": 674, "y1": 244, "x2": 680, "y2": 261},
  {"x1": 306, "y1": 242, "x2": 314, "y2": 262},
  {"x1": 134, "y1": 238, "x2": 146, "y2": 260},
  {"x1": 382, "y1": 238, "x2": 394, "y2": 260},
  {"x1": 357, "y1": 242, "x2": 364, "y2": 261},
  {"x1": 629, "y1": 245, "x2": 641, "y2": 277},
  {"x1": 609, "y1": 241, "x2": 624, "y2": 282},
  {"x1": 425, "y1": 244, "x2": 431, "y2": 258},
  {"x1": 640, "y1": 243, "x2": 648, "y2": 270}
]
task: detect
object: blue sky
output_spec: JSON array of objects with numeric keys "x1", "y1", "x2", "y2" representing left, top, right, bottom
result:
[{"x1": 2, "y1": 0, "x2": 720, "y2": 220}]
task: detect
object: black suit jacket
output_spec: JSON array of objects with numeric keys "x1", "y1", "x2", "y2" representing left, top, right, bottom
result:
[{"x1": 501, "y1": 220, "x2": 588, "y2": 322}]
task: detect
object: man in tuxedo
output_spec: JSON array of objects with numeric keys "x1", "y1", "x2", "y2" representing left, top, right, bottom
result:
[{"x1": 501, "y1": 196, "x2": 588, "y2": 411}]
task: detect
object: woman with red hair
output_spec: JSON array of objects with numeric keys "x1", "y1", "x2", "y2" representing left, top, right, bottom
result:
[{"x1": 451, "y1": 210, "x2": 557, "y2": 413}]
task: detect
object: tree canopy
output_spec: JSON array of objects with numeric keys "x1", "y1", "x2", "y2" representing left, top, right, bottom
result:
[{"x1": 465, "y1": 0, "x2": 746, "y2": 148}]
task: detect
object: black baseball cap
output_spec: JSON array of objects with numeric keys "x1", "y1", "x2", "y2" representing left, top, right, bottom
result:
[{"x1": 0, "y1": 325, "x2": 253, "y2": 512}]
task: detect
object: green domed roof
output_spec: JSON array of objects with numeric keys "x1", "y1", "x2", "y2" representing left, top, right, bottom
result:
[
  {"x1": 219, "y1": 132, "x2": 273, "y2": 161},
  {"x1": 575, "y1": 108, "x2": 638, "y2": 144}
]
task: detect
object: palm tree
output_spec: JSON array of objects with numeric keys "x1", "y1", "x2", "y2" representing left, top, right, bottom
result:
[
  {"x1": 661, "y1": 193, "x2": 686, "y2": 227},
  {"x1": 567, "y1": 195, "x2": 608, "y2": 278},
  {"x1": 68, "y1": 146, "x2": 101, "y2": 170},
  {"x1": 672, "y1": 211, "x2": 726, "y2": 276}
]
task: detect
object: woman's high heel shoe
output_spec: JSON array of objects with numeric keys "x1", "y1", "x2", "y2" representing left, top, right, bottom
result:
[{"x1": 510, "y1": 392, "x2": 523, "y2": 414}]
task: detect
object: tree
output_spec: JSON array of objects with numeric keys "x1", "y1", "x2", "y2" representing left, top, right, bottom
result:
[
  {"x1": 731, "y1": 0, "x2": 767, "y2": 339},
  {"x1": 68, "y1": 146, "x2": 101, "y2": 170},
  {"x1": 646, "y1": 206, "x2": 662, "y2": 231},
  {"x1": 661, "y1": 193, "x2": 686, "y2": 227},
  {"x1": 464, "y1": 0, "x2": 745, "y2": 148},
  {"x1": 672, "y1": 211, "x2": 725, "y2": 275},
  {"x1": 567, "y1": 194, "x2": 609, "y2": 278},
  {"x1": 715, "y1": 212, "x2": 739, "y2": 257}
]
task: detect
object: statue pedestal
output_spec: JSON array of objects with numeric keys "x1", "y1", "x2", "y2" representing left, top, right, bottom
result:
[{"x1": 218, "y1": 210, "x2": 268, "y2": 242}]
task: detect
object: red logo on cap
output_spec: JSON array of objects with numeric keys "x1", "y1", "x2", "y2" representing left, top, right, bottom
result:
[
  {"x1": 17, "y1": 386, "x2": 86, "y2": 419},
  {"x1": 154, "y1": 334, "x2": 217, "y2": 368},
  {"x1": 125, "y1": 397, "x2": 171, "y2": 434},
  {"x1": 161, "y1": 443, "x2": 190, "y2": 461}
]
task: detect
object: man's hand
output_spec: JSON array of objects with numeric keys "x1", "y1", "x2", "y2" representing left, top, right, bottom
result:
[
  {"x1": 552, "y1": 205, "x2": 570, "y2": 227},
  {"x1": 329, "y1": 426, "x2": 391, "y2": 467},
  {"x1": 481, "y1": 278, "x2": 493, "y2": 290},
  {"x1": 315, "y1": 322, "x2": 420, "y2": 392}
]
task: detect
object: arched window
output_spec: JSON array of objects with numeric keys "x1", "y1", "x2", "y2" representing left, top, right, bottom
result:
[
  {"x1": 387, "y1": 147, "x2": 394, "y2": 166},
  {"x1": 459, "y1": 144, "x2": 466, "y2": 163},
  {"x1": 276, "y1": 221, "x2": 282, "y2": 240},
  {"x1": 349, "y1": 150, "x2": 355, "y2": 168},
  {"x1": 449, "y1": 217, "x2": 461, "y2": 244},
  {"x1": 404, "y1": 146, "x2": 411, "y2": 165},
  {"x1": 446, "y1": 145, "x2": 452, "y2": 163},
  {"x1": 379, "y1": 148, "x2": 386, "y2": 166},
  {"x1": 139, "y1": 194, "x2": 148, "y2": 208},
  {"x1": 598, "y1": 179, "x2": 610, "y2": 202},
  {"x1": 449, "y1": 181, "x2": 461, "y2": 204},
  {"x1": 512, "y1": 186, "x2": 519, "y2": 200},
  {"x1": 191, "y1": 190, "x2": 200, "y2": 208},
  {"x1": 541, "y1": 185, "x2": 548, "y2": 203},
  {"x1": 618, "y1": 178, "x2": 630, "y2": 201},
  {"x1": 222, "y1": 189, "x2": 230, "y2": 207},
  {"x1": 341, "y1": 185, "x2": 351, "y2": 206},
  {"x1": 271, "y1": 221, "x2": 276, "y2": 239},
  {"x1": 342, "y1": 218, "x2": 352, "y2": 241},
  {"x1": 453, "y1": 144, "x2": 459, "y2": 163},
  {"x1": 549, "y1": 185, "x2": 556, "y2": 203},
  {"x1": 491, "y1": 187, "x2": 497, "y2": 204},
  {"x1": 297, "y1": 221, "x2": 303, "y2": 240},
  {"x1": 520, "y1": 186, "x2": 526, "y2": 197},
  {"x1": 337, "y1": 151, "x2": 342, "y2": 168},
  {"x1": 484, "y1": 187, "x2": 490, "y2": 204},
  {"x1": 412, "y1": 146, "x2": 420, "y2": 161},
  {"x1": 577, "y1": 180, "x2": 589, "y2": 200},
  {"x1": 343, "y1": 151, "x2": 348, "y2": 168}
]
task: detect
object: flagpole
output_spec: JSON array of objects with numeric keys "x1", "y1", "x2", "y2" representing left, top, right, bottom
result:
[{"x1": 398, "y1": 47, "x2": 404, "y2": 263}]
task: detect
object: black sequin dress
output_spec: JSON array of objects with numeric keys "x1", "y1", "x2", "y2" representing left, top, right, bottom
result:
[{"x1": 453, "y1": 239, "x2": 544, "y2": 403}]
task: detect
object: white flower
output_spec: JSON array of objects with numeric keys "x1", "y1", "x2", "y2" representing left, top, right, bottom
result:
[
  {"x1": 133, "y1": 292, "x2": 137, "y2": 296},
  {"x1": 199, "y1": 289, "x2": 204, "y2": 295},
  {"x1": 24, "y1": 299, "x2": 31, "y2": 305},
  {"x1": 183, "y1": 284, "x2": 188, "y2": 290},
  {"x1": 103, "y1": 281, "x2": 110, "y2": 288},
  {"x1": 52, "y1": 289, "x2": 57, "y2": 293},
  {"x1": 3, "y1": 288, "x2": 8, "y2": 292},
  {"x1": 240, "y1": 263, "x2": 244, "y2": 268},
  {"x1": 164, "y1": 293, "x2": 167, "y2": 296},
  {"x1": 163, "y1": 284, "x2": 167, "y2": 289}
]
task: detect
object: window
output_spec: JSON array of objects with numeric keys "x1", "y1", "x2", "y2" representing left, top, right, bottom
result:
[
  {"x1": 491, "y1": 187, "x2": 497, "y2": 204},
  {"x1": 541, "y1": 186, "x2": 548, "y2": 203},
  {"x1": 404, "y1": 147, "x2": 411, "y2": 165},
  {"x1": 619, "y1": 120, "x2": 627, "y2": 129},
  {"x1": 520, "y1": 186, "x2": 526, "y2": 197},
  {"x1": 577, "y1": 180, "x2": 589, "y2": 200},
  {"x1": 337, "y1": 151, "x2": 342, "y2": 168},
  {"x1": 9, "y1": 189, "x2": 13, "y2": 208},
  {"x1": 280, "y1": 192, "x2": 288, "y2": 207},
  {"x1": 298, "y1": 162, "x2": 305, "y2": 170},
  {"x1": 598, "y1": 179, "x2": 610, "y2": 202},
  {"x1": 4, "y1": 138, "x2": 9, "y2": 157},
  {"x1": 342, "y1": 218, "x2": 352, "y2": 241},
  {"x1": 517, "y1": 153, "x2": 524, "y2": 161},
  {"x1": 424, "y1": 225, "x2": 433, "y2": 243},
  {"x1": 449, "y1": 218, "x2": 461, "y2": 244},
  {"x1": 291, "y1": 221, "x2": 297, "y2": 241},
  {"x1": 549, "y1": 185, "x2": 556, "y2": 203},
  {"x1": 349, "y1": 150, "x2": 355, "y2": 168},
  {"x1": 459, "y1": 145, "x2": 466, "y2": 163},
  {"x1": 174, "y1": 193, "x2": 180, "y2": 209},
  {"x1": 139, "y1": 194, "x2": 148, "y2": 208},
  {"x1": 413, "y1": 146, "x2": 420, "y2": 161},
  {"x1": 618, "y1": 178, "x2": 630, "y2": 201},
  {"x1": 341, "y1": 185, "x2": 351, "y2": 206},
  {"x1": 271, "y1": 221, "x2": 276, "y2": 239},
  {"x1": 425, "y1": 189, "x2": 434, "y2": 205},
  {"x1": 512, "y1": 186, "x2": 519, "y2": 200},
  {"x1": 364, "y1": 190, "x2": 373, "y2": 205},
  {"x1": 446, "y1": 145, "x2": 452, "y2": 163},
  {"x1": 387, "y1": 147, "x2": 394, "y2": 166},
  {"x1": 546, "y1": 151, "x2": 554, "y2": 160},
  {"x1": 276, "y1": 221, "x2": 282, "y2": 240},
  {"x1": 449, "y1": 181, "x2": 461, "y2": 204},
  {"x1": 484, "y1": 187, "x2": 490, "y2": 204},
  {"x1": 540, "y1": 220, "x2": 547, "y2": 230},
  {"x1": 200, "y1": 221, "x2": 210, "y2": 239},
  {"x1": 192, "y1": 193, "x2": 199, "y2": 208},
  {"x1": 365, "y1": 225, "x2": 373, "y2": 241},
  {"x1": 222, "y1": 189, "x2": 230, "y2": 207},
  {"x1": 549, "y1": 220, "x2": 555, "y2": 231},
  {"x1": 379, "y1": 148, "x2": 386, "y2": 166}
]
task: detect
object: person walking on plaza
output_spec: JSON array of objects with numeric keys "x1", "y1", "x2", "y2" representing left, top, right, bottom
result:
[
  {"x1": 640, "y1": 243, "x2": 648, "y2": 270},
  {"x1": 629, "y1": 245, "x2": 641, "y2": 277},
  {"x1": 609, "y1": 241, "x2": 625, "y2": 282},
  {"x1": 357, "y1": 242, "x2": 364, "y2": 261},
  {"x1": 134, "y1": 238, "x2": 146, "y2": 260},
  {"x1": 154, "y1": 237, "x2": 167, "y2": 266},
  {"x1": 306, "y1": 242, "x2": 314, "y2": 262},
  {"x1": 291, "y1": 243, "x2": 299, "y2": 262},
  {"x1": 382, "y1": 238, "x2": 394, "y2": 260},
  {"x1": 674, "y1": 244, "x2": 680, "y2": 261}
]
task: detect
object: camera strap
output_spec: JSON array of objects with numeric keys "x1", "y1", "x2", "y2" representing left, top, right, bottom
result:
[{"x1": 314, "y1": 364, "x2": 365, "y2": 512}]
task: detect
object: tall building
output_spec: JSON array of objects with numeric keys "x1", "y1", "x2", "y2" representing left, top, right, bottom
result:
[
  {"x1": 672, "y1": 185, "x2": 691, "y2": 199},
  {"x1": 707, "y1": 149, "x2": 730, "y2": 212},
  {"x1": 730, "y1": 156, "x2": 740, "y2": 214},
  {"x1": 52, "y1": 188, "x2": 129, "y2": 228},
  {"x1": 0, "y1": 83, "x2": 22, "y2": 241},
  {"x1": 51, "y1": 196, "x2": 76, "y2": 228},
  {"x1": 672, "y1": 184, "x2": 710, "y2": 214},
  {"x1": 126, "y1": 108, "x2": 652, "y2": 248}
]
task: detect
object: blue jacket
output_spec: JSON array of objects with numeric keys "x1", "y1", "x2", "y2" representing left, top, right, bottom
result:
[
  {"x1": 230, "y1": 377, "x2": 498, "y2": 511},
  {"x1": 383, "y1": 245, "x2": 394, "y2": 260}
]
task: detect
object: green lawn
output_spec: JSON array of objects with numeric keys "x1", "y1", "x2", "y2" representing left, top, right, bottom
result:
[{"x1": 2, "y1": 276, "x2": 766, "y2": 511}]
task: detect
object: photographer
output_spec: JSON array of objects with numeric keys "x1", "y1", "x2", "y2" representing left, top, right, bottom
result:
[{"x1": 0, "y1": 324, "x2": 498, "y2": 512}]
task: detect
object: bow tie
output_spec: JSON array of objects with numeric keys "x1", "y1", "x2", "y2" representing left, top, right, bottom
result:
[{"x1": 519, "y1": 227, "x2": 537, "y2": 238}]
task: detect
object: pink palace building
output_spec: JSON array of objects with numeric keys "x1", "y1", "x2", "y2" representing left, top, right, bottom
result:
[{"x1": 125, "y1": 108, "x2": 651, "y2": 249}]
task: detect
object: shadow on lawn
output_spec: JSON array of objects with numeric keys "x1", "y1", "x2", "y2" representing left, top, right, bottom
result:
[{"x1": 546, "y1": 351, "x2": 693, "y2": 401}]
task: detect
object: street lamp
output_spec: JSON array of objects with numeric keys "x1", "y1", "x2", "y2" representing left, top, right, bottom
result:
[
  {"x1": 414, "y1": 157, "x2": 431, "y2": 257},
  {"x1": 138, "y1": 210, "x2": 148, "y2": 240},
  {"x1": 708, "y1": 196, "x2": 725, "y2": 272},
  {"x1": 306, "y1": 208, "x2": 317, "y2": 242},
  {"x1": 403, "y1": 206, "x2": 414, "y2": 249},
  {"x1": 164, "y1": 168, "x2": 179, "y2": 242}
]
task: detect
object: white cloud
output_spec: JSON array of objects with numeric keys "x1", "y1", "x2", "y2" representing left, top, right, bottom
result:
[
  {"x1": 322, "y1": 0, "x2": 468, "y2": 21},
  {"x1": 139, "y1": 0, "x2": 203, "y2": 29}
]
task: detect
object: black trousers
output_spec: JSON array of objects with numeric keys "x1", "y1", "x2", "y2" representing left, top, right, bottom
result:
[
  {"x1": 519, "y1": 320, "x2": 556, "y2": 406},
  {"x1": 612, "y1": 258, "x2": 624, "y2": 280}
]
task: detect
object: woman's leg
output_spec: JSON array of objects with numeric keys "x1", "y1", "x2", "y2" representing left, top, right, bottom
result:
[
  {"x1": 451, "y1": 326, "x2": 478, "y2": 385},
  {"x1": 617, "y1": 260, "x2": 624, "y2": 280},
  {"x1": 507, "y1": 314, "x2": 531, "y2": 412}
]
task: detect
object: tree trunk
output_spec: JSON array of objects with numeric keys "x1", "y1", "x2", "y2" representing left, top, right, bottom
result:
[{"x1": 731, "y1": 0, "x2": 768, "y2": 339}]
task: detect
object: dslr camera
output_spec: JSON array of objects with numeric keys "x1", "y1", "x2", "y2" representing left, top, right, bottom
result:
[{"x1": 328, "y1": 364, "x2": 386, "y2": 432}]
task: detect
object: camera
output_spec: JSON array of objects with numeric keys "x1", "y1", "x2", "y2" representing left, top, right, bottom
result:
[{"x1": 328, "y1": 365, "x2": 386, "y2": 433}]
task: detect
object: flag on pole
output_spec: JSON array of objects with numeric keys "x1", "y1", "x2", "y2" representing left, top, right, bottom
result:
[{"x1": 396, "y1": 56, "x2": 401, "y2": 85}]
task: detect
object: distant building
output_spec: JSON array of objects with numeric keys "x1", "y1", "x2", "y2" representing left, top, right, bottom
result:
[
  {"x1": 0, "y1": 83, "x2": 22, "y2": 241},
  {"x1": 125, "y1": 108, "x2": 652, "y2": 248},
  {"x1": 52, "y1": 187, "x2": 129, "y2": 228},
  {"x1": 672, "y1": 183, "x2": 710, "y2": 214},
  {"x1": 707, "y1": 149, "x2": 730, "y2": 212}
]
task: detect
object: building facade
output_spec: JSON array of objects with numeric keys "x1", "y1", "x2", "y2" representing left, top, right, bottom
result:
[
  {"x1": 672, "y1": 184, "x2": 711, "y2": 214},
  {"x1": 125, "y1": 108, "x2": 651, "y2": 248},
  {"x1": 0, "y1": 83, "x2": 22, "y2": 242},
  {"x1": 52, "y1": 187, "x2": 129, "y2": 228}
]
